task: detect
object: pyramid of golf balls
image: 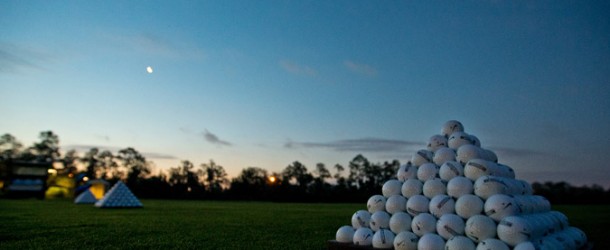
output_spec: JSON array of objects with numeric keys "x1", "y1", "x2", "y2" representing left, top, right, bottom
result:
[{"x1": 335, "y1": 120, "x2": 588, "y2": 250}]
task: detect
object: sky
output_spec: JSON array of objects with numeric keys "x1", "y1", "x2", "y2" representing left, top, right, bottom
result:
[{"x1": 1, "y1": 1, "x2": 609, "y2": 187}]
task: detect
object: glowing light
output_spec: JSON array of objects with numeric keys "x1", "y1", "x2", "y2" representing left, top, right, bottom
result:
[
  {"x1": 268, "y1": 176, "x2": 276, "y2": 183},
  {"x1": 187, "y1": 186, "x2": 192, "y2": 192},
  {"x1": 83, "y1": 176, "x2": 90, "y2": 182},
  {"x1": 48, "y1": 169, "x2": 57, "y2": 175},
  {"x1": 146, "y1": 66, "x2": 153, "y2": 73}
]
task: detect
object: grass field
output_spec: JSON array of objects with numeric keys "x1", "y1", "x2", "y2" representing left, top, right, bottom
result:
[{"x1": 0, "y1": 199, "x2": 607, "y2": 249}]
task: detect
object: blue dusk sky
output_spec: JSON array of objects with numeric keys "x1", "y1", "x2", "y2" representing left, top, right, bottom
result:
[{"x1": 1, "y1": 1, "x2": 609, "y2": 187}]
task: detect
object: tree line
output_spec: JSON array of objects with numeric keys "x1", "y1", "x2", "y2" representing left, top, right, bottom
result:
[{"x1": 1, "y1": 131, "x2": 609, "y2": 204}]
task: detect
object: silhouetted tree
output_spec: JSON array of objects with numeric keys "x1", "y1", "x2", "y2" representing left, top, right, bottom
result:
[
  {"x1": 200, "y1": 160, "x2": 228, "y2": 193},
  {"x1": 314, "y1": 163, "x2": 331, "y2": 181},
  {"x1": 28, "y1": 131, "x2": 60, "y2": 162},
  {"x1": 282, "y1": 161, "x2": 313, "y2": 189},
  {"x1": 118, "y1": 147, "x2": 150, "y2": 186},
  {"x1": 98, "y1": 150, "x2": 118, "y2": 180},
  {"x1": 81, "y1": 148, "x2": 100, "y2": 178},
  {"x1": 310, "y1": 163, "x2": 333, "y2": 201},
  {"x1": 168, "y1": 160, "x2": 193, "y2": 186},
  {"x1": 62, "y1": 149, "x2": 79, "y2": 173},
  {"x1": 166, "y1": 160, "x2": 203, "y2": 198},
  {"x1": 333, "y1": 164, "x2": 347, "y2": 187},
  {"x1": 381, "y1": 160, "x2": 400, "y2": 181},
  {"x1": 532, "y1": 181, "x2": 610, "y2": 204},
  {"x1": 0, "y1": 133, "x2": 23, "y2": 160},
  {"x1": 348, "y1": 154, "x2": 370, "y2": 190},
  {"x1": 229, "y1": 167, "x2": 269, "y2": 200}
]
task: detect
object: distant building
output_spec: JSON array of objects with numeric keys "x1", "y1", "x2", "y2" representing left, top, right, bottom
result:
[{"x1": 0, "y1": 160, "x2": 51, "y2": 199}]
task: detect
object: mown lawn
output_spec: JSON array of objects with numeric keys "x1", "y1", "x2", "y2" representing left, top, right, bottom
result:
[
  {"x1": 0, "y1": 199, "x2": 360, "y2": 249},
  {"x1": 0, "y1": 199, "x2": 607, "y2": 249}
]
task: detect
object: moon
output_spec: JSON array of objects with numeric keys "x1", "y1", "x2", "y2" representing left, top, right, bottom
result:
[{"x1": 146, "y1": 66, "x2": 153, "y2": 74}]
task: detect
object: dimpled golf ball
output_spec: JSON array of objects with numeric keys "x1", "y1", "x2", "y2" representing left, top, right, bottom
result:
[{"x1": 394, "y1": 231, "x2": 419, "y2": 250}]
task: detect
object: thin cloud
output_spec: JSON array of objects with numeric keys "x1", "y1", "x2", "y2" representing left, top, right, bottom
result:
[
  {"x1": 285, "y1": 138, "x2": 422, "y2": 153},
  {"x1": 63, "y1": 144, "x2": 177, "y2": 159},
  {"x1": 141, "y1": 152, "x2": 178, "y2": 160},
  {"x1": 64, "y1": 145, "x2": 121, "y2": 153},
  {"x1": 279, "y1": 60, "x2": 317, "y2": 76},
  {"x1": 344, "y1": 60, "x2": 377, "y2": 77},
  {"x1": 0, "y1": 43, "x2": 50, "y2": 73},
  {"x1": 202, "y1": 129, "x2": 232, "y2": 146},
  {"x1": 102, "y1": 32, "x2": 204, "y2": 59}
]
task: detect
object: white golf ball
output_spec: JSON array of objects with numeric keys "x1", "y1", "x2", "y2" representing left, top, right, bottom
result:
[
  {"x1": 367, "y1": 195, "x2": 386, "y2": 213},
  {"x1": 455, "y1": 194, "x2": 484, "y2": 219},
  {"x1": 417, "y1": 163, "x2": 439, "y2": 181},
  {"x1": 465, "y1": 215, "x2": 497, "y2": 243},
  {"x1": 474, "y1": 176, "x2": 508, "y2": 200},
  {"x1": 382, "y1": 179, "x2": 403, "y2": 197},
  {"x1": 370, "y1": 211, "x2": 391, "y2": 231},
  {"x1": 464, "y1": 159, "x2": 494, "y2": 181},
  {"x1": 497, "y1": 216, "x2": 532, "y2": 247},
  {"x1": 372, "y1": 229, "x2": 395, "y2": 249},
  {"x1": 456, "y1": 144, "x2": 482, "y2": 165},
  {"x1": 411, "y1": 213, "x2": 437, "y2": 236},
  {"x1": 335, "y1": 225, "x2": 355, "y2": 243},
  {"x1": 389, "y1": 212, "x2": 412, "y2": 234},
  {"x1": 423, "y1": 178, "x2": 447, "y2": 199},
  {"x1": 412, "y1": 149, "x2": 434, "y2": 166},
  {"x1": 427, "y1": 134, "x2": 448, "y2": 152},
  {"x1": 433, "y1": 147, "x2": 456, "y2": 166},
  {"x1": 484, "y1": 194, "x2": 519, "y2": 222},
  {"x1": 417, "y1": 233, "x2": 445, "y2": 250},
  {"x1": 476, "y1": 238, "x2": 510, "y2": 250},
  {"x1": 397, "y1": 163, "x2": 417, "y2": 181},
  {"x1": 394, "y1": 231, "x2": 419, "y2": 250},
  {"x1": 439, "y1": 161, "x2": 463, "y2": 181},
  {"x1": 406, "y1": 194, "x2": 430, "y2": 216},
  {"x1": 385, "y1": 195, "x2": 407, "y2": 215},
  {"x1": 436, "y1": 213, "x2": 465, "y2": 240},
  {"x1": 447, "y1": 176, "x2": 474, "y2": 199},
  {"x1": 353, "y1": 227, "x2": 374, "y2": 246},
  {"x1": 448, "y1": 131, "x2": 472, "y2": 149},
  {"x1": 441, "y1": 120, "x2": 464, "y2": 137},
  {"x1": 445, "y1": 235, "x2": 476, "y2": 250},
  {"x1": 429, "y1": 194, "x2": 455, "y2": 218},
  {"x1": 402, "y1": 179, "x2": 423, "y2": 198},
  {"x1": 351, "y1": 210, "x2": 372, "y2": 229}
]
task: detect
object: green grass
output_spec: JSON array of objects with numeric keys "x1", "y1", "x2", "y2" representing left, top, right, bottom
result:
[
  {"x1": 0, "y1": 200, "x2": 607, "y2": 249},
  {"x1": 0, "y1": 199, "x2": 361, "y2": 249}
]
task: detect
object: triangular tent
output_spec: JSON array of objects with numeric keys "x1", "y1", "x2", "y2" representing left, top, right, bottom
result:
[
  {"x1": 88, "y1": 179, "x2": 110, "y2": 199},
  {"x1": 74, "y1": 189, "x2": 97, "y2": 204},
  {"x1": 94, "y1": 181, "x2": 143, "y2": 208}
]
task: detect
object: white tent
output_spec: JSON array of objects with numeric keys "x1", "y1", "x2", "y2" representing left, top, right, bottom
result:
[
  {"x1": 74, "y1": 189, "x2": 97, "y2": 204},
  {"x1": 94, "y1": 181, "x2": 143, "y2": 208}
]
